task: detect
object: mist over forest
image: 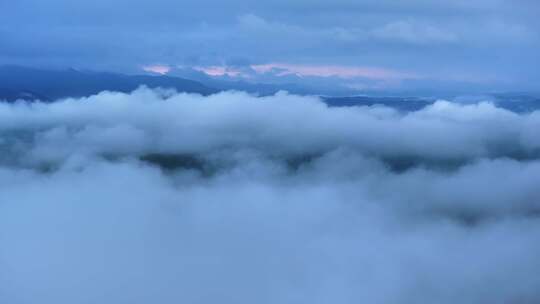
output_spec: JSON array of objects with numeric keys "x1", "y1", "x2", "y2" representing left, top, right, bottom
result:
[{"x1": 1, "y1": 88, "x2": 540, "y2": 303}]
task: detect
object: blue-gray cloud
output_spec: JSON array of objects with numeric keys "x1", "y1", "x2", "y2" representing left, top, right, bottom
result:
[
  {"x1": 1, "y1": 0, "x2": 539, "y2": 91},
  {"x1": 1, "y1": 88, "x2": 540, "y2": 303}
]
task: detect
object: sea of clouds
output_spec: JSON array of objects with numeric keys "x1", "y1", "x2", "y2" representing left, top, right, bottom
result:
[{"x1": 1, "y1": 88, "x2": 540, "y2": 303}]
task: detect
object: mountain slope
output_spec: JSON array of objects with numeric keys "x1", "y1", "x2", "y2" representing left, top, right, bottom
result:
[{"x1": 0, "y1": 66, "x2": 218, "y2": 102}]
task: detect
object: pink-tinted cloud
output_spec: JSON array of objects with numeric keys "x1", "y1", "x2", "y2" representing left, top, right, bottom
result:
[
  {"x1": 193, "y1": 66, "x2": 245, "y2": 77},
  {"x1": 142, "y1": 64, "x2": 171, "y2": 75},
  {"x1": 250, "y1": 63, "x2": 418, "y2": 80}
]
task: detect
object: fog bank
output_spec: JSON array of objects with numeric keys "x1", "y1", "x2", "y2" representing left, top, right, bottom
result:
[{"x1": 1, "y1": 88, "x2": 539, "y2": 304}]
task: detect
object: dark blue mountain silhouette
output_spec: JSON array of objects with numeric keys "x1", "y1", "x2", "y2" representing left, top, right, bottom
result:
[
  {"x1": 1, "y1": 65, "x2": 538, "y2": 113},
  {"x1": 0, "y1": 65, "x2": 217, "y2": 102}
]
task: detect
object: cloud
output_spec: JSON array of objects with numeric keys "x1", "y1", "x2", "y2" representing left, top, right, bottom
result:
[
  {"x1": 142, "y1": 64, "x2": 172, "y2": 75},
  {"x1": 371, "y1": 20, "x2": 458, "y2": 44},
  {"x1": 193, "y1": 65, "x2": 246, "y2": 77},
  {"x1": 1, "y1": 88, "x2": 540, "y2": 303},
  {"x1": 2, "y1": 2, "x2": 539, "y2": 89},
  {"x1": 250, "y1": 63, "x2": 419, "y2": 80}
]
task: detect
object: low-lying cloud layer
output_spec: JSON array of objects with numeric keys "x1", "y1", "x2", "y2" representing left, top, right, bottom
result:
[{"x1": 1, "y1": 88, "x2": 540, "y2": 303}]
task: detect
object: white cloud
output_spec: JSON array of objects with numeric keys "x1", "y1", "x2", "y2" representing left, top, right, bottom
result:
[{"x1": 1, "y1": 88, "x2": 540, "y2": 303}]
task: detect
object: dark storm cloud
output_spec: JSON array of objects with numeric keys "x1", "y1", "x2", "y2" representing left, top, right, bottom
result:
[
  {"x1": 1, "y1": 0, "x2": 539, "y2": 90},
  {"x1": 1, "y1": 88, "x2": 540, "y2": 303}
]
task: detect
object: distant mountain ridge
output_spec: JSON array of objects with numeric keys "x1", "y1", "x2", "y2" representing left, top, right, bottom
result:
[
  {"x1": 0, "y1": 65, "x2": 217, "y2": 102},
  {"x1": 0, "y1": 65, "x2": 357, "y2": 103},
  {"x1": 323, "y1": 95, "x2": 540, "y2": 113},
  {"x1": 1, "y1": 65, "x2": 539, "y2": 114}
]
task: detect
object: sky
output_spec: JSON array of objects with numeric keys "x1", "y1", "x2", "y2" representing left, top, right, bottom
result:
[
  {"x1": 1, "y1": 0, "x2": 539, "y2": 92},
  {"x1": 2, "y1": 2, "x2": 540, "y2": 302}
]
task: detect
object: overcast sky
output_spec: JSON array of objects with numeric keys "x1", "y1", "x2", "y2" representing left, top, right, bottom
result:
[{"x1": 1, "y1": 0, "x2": 539, "y2": 91}]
